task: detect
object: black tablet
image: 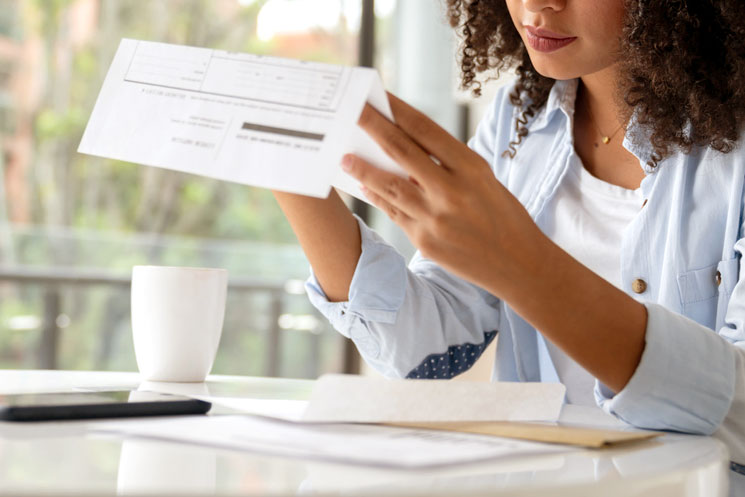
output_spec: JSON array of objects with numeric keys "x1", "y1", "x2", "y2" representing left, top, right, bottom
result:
[{"x1": 0, "y1": 390, "x2": 211, "y2": 421}]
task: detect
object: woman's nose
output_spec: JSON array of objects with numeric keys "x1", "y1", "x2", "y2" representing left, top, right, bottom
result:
[{"x1": 522, "y1": 0, "x2": 567, "y2": 13}]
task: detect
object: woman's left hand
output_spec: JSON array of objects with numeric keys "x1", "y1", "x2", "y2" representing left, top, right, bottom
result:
[{"x1": 342, "y1": 93, "x2": 545, "y2": 297}]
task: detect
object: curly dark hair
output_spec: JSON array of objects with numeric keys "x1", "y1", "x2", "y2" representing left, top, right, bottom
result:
[{"x1": 446, "y1": 0, "x2": 745, "y2": 165}]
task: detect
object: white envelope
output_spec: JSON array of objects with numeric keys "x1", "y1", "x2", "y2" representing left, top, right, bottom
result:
[{"x1": 302, "y1": 374, "x2": 566, "y2": 423}]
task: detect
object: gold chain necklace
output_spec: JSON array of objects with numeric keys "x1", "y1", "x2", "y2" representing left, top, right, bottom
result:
[{"x1": 585, "y1": 105, "x2": 623, "y2": 147}]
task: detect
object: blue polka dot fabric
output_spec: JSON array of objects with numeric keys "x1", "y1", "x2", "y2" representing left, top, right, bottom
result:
[{"x1": 405, "y1": 330, "x2": 497, "y2": 379}]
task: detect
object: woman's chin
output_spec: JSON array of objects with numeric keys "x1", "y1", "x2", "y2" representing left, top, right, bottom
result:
[{"x1": 530, "y1": 63, "x2": 582, "y2": 81}]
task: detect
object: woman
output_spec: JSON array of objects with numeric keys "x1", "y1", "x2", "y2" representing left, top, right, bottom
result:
[{"x1": 272, "y1": 0, "x2": 745, "y2": 473}]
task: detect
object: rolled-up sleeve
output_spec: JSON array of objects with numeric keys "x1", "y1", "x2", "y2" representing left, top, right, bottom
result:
[
  {"x1": 594, "y1": 302, "x2": 736, "y2": 435},
  {"x1": 306, "y1": 215, "x2": 502, "y2": 378},
  {"x1": 596, "y1": 237, "x2": 745, "y2": 468},
  {"x1": 305, "y1": 215, "x2": 407, "y2": 360}
]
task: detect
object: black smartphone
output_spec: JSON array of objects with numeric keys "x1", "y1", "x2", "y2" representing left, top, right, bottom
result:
[{"x1": 0, "y1": 390, "x2": 211, "y2": 421}]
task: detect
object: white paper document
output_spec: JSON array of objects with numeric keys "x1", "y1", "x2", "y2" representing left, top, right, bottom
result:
[
  {"x1": 94, "y1": 415, "x2": 567, "y2": 468},
  {"x1": 78, "y1": 39, "x2": 404, "y2": 200},
  {"x1": 301, "y1": 374, "x2": 566, "y2": 423}
]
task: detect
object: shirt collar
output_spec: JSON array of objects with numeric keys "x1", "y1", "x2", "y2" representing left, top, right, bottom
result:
[
  {"x1": 623, "y1": 109, "x2": 657, "y2": 173},
  {"x1": 527, "y1": 78, "x2": 657, "y2": 174},
  {"x1": 527, "y1": 78, "x2": 578, "y2": 132}
]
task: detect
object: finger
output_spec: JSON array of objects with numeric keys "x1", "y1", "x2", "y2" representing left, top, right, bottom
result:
[
  {"x1": 360, "y1": 185, "x2": 416, "y2": 231},
  {"x1": 387, "y1": 92, "x2": 478, "y2": 168},
  {"x1": 358, "y1": 104, "x2": 447, "y2": 191},
  {"x1": 342, "y1": 154, "x2": 429, "y2": 220}
]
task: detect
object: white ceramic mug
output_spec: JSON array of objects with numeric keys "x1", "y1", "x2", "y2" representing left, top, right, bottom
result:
[{"x1": 131, "y1": 266, "x2": 227, "y2": 382}]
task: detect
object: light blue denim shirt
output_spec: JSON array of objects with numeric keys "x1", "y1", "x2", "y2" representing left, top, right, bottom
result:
[{"x1": 306, "y1": 79, "x2": 745, "y2": 467}]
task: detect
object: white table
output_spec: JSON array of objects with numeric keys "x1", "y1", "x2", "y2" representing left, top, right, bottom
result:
[{"x1": 0, "y1": 370, "x2": 731, "y2": 497}]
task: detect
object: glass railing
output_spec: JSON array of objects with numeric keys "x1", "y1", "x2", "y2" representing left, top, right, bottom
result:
[{"x1": 0, "y1": 225, "x2": 341, "y2": 377}]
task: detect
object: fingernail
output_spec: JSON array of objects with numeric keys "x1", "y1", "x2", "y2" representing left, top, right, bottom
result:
[
  {"x1": 360, "y1": 185, "x2": 368, "y2": 196},
  {"x1": 341, "y1": 155, "x2": 353, "y2": 171}
]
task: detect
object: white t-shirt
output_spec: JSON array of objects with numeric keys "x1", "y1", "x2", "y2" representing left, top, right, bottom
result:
[{"x1": 541, "y1": 154, "x2": 644, "y2": 405}]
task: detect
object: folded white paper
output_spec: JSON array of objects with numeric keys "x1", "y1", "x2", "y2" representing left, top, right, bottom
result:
[
  {"x1": 302, "y1": 374, "x2": 566, "y2": 423},
  {"x1": 78, "y1": 39, "x2": 405, "y2": 200}
]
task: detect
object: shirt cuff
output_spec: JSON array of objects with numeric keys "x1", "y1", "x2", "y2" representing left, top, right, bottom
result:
[
  {"x1": 594, "y1": 302, "x2": 737, "y2": 435},
  {"x1": 305, "y1": 215, "x2": 407, "y2": 348}
]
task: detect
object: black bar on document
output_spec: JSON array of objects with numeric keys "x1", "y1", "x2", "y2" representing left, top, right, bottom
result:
[{"x1": 241, "y1": 122, "x2": 324, "y2": 141}]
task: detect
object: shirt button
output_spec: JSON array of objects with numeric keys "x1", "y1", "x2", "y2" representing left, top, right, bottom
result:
[
  {"x1": 716, "y1": 271, "x2": 722, "y2": 287},
  {"x1": 641, "y1": 199, "x2": 648, "y2": 209},
  {"x1": 632, "y1": 278, "x2": 647, "y2": 294}
]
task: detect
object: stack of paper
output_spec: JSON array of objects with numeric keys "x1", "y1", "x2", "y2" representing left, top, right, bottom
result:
[
  {"x1": 92, "y1": 375, "x2": 659, "y2": 469},
  {"x1": 300, "y1": 375, "x2": 658, "y2": 448}
]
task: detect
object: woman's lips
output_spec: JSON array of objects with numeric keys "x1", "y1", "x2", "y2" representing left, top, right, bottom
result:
[{"x1": 524, "y1": 26, "x2": 577, "y2": 53}]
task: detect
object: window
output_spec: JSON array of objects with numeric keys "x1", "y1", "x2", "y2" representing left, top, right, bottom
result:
[{"x1": 0, "y1": 0, "x2": 365, "y2": 377}]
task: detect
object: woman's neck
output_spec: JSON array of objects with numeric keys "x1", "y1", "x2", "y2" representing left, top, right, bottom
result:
[
  {"x1": 577, "y1": 66, "x2": 625, "y2": 137},
  {"x1": 573, "y1": 65, "x2": 645, "y2": 189}
]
